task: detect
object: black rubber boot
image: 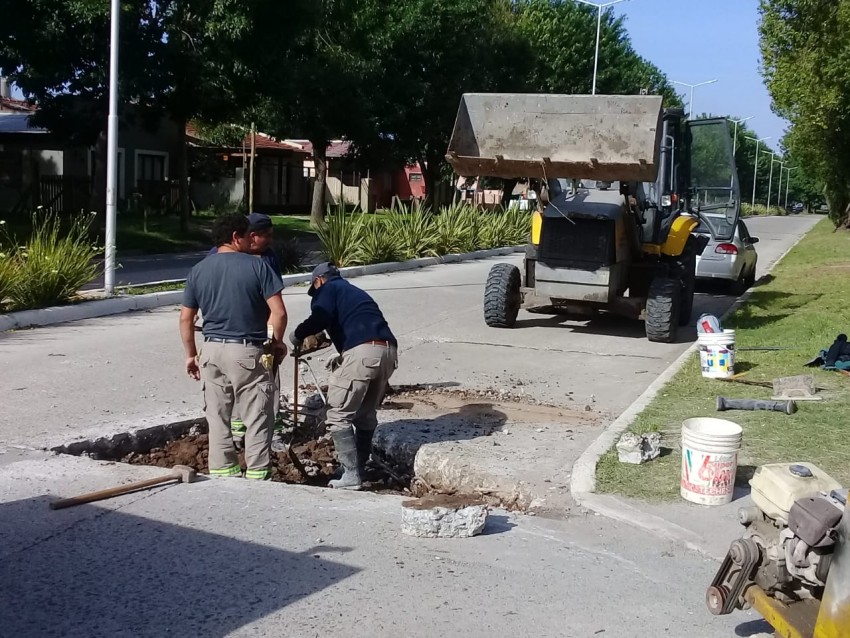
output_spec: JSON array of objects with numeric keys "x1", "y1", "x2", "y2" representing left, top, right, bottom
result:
[
  {"x1": 329, "y1": 428, "x2": 362, "y2": 490},
  {"x1": 354, "y1": 427, "x2": 375, "y2": 474}
]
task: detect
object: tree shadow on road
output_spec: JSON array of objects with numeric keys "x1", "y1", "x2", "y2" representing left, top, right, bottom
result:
[{"x1": 0, "y1": 496, "x2": 358, "y2": 637}]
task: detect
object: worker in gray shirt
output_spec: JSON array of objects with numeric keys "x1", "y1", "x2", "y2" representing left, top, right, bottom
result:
[{"x1": 179, "y1": 214, "x2": 288, "y2": 480}]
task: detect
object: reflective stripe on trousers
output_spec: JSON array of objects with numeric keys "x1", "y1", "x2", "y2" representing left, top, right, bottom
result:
[{"x1": 209, "y1": 464, "x2": 241, "y2": 477}]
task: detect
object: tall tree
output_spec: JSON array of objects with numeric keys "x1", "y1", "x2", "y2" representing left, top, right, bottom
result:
[
  {"x1": 253, "y1": 0, "x2": 369, "y2": 226},
  {"x1": 351, "y1": 0, "x2": 533, "y2": 208},
  {"x1": 760, "y1": 0, "x2": 850, "y2": 226},
  {"x1": 513, "y1": 0, "x2": 681, "y2": 105}
]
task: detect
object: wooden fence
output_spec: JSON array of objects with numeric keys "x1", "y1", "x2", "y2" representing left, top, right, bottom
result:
[{"x1": 35, "y1": 175, "x2": 92, "y2": 214}]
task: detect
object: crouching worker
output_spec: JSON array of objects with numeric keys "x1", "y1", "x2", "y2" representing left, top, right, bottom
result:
[
  {"x1": 290, "y1": 263, "x2": 397, "y2": 490},
  {"x1": 179, "y1": 214, "x2": 288, "y2": 480}
]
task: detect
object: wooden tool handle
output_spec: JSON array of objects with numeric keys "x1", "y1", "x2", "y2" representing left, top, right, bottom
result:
[
  {"x1": 49, "y1": 474, "x2": 176, "y2": 510},
  {"x1": 293, "y1": 358, "x2": 300, "y2": 427}
]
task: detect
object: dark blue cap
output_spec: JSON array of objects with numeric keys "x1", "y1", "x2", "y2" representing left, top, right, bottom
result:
[
  {"x1": 246, "y1": 213, "x2": 273, "y2": 232},
  {"x1": 311, "y1": 262, "x2": 339, "y2": 281}
]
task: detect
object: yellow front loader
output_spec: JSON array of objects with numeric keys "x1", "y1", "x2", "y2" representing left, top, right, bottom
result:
[{"x1": 446, "y1": 93, "x2": 742, "y2": 342}]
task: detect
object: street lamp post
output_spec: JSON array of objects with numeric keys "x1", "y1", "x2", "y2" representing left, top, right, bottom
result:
[
  {"x1": 775, "y1": 159, "x2": 786, "y2": 208},
  {"x1": 766, "y1": 152, "x2": 777, "y2": 209},
  {"x1": 730, "y1": 116, "x2": 754, "y2": 157},
  {"x1": 576, "y1": 0, "x2": 628, "y2": 96},
  {"x1": 746, "y1": 136, "x2": 771, "y2": 207},
  {"x1": 672, "y1": 79, "x2": 718, "y2": 118},
  {"x1": 785, "y1": 167, "x2": 798, "y2": 209},
  {"x1": 104, "y1": 0, "x2": 120, "y2": 295}
]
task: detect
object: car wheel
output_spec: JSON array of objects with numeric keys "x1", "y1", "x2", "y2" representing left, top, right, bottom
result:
[{"x1": 730, "y1": 267, "x2": 752, "y2": 296}]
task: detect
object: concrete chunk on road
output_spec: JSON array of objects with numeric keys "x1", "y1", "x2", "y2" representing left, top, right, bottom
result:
[{"x1": 401, "y1": 494, "x2": 489, "y2": 538}]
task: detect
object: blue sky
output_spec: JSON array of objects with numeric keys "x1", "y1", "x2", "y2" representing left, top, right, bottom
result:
[{"x1": 610, "y1": 0, "x2": 785, "y2": 152}]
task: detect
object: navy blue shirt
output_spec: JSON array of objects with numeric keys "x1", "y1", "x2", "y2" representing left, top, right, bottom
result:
[
  {"x1": 208, "y1": 246, "x2": 282, "y2": 279},
  {"x1": 294, "y1": 274, "x2": 395, "y2": 353},
  {"x1": 184, "y1": 252, "x2": 284, "y2": 341}
]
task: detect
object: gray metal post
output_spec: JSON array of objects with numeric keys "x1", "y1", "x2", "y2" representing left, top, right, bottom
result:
[
  {"x1": 766, "y1": 153, "x2": 775, "y2": 209},
  {"x1": 104, "y1": 0, "x2": 120, "y2": 295},
  {"x1": 751, "y1": 141, "x2": 760, "y2": 208},
  {"x1": 592, "y1": 6, "x2": 601, "y2": 95}
]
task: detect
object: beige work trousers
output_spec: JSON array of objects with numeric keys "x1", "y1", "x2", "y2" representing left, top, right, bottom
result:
[
  {"x1": 326, "y1": 342, "x2": 398, "y2": 435},
  {"x1": 200, "y1": 341, "x2": 275, "y2": 479}
]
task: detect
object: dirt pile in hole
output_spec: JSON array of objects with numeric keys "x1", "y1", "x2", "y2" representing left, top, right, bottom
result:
[{"x1": 122, "y1": 432, "x2": 408, "y2": 492}]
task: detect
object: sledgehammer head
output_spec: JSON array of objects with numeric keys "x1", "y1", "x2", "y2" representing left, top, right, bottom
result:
[
  {"x1": 171, "y1": 465, "x2": 197, "y2": 483},
  {"x1": 716, "y1": 396, "x2": 797, "y2": 415}
]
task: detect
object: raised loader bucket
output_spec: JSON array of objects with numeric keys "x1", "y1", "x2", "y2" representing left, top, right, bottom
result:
[{"x1": 446, "y1": 93, "x2": 663, "y2": 182}]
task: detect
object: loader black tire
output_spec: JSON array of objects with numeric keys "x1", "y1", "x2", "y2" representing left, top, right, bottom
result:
[
  {"x1": 678, "y1": 240, "x2": 697, "y2": 327},
  {"x1": 645, "y1": 276, "x2": 681, "y2": 343},
  {"x1": 484, "y1": 263, "x2": 522, "y2": 328}
]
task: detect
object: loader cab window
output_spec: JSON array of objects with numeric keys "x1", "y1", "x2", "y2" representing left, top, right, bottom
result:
[{"x1": 687, "y1": 119, "x2": 740, "y2": 241}]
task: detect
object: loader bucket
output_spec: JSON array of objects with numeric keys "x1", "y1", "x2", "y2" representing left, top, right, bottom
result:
[{"x1": 446, "y1": 93, "x2": 663, "y2": 182}]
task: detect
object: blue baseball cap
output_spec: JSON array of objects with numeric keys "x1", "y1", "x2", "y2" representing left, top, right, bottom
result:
[
  {"x1": 308, "y1": 262, "x2": 339, "y2": 296},
  {"x1": 311, "y1": 262, "x2": 339, "y2": 280},
  {"x1": 246, "y1": 213, "x2": 273, "y2": 232}
]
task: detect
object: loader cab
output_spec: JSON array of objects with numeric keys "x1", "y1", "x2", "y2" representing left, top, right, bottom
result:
[{"x1": 683, "y1": 117, "x2": 741, "y2": 241}]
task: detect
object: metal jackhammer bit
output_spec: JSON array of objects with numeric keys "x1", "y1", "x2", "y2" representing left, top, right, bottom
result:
[{"x1": 716, "y1": 396, "x2": 797, "y2": 415}]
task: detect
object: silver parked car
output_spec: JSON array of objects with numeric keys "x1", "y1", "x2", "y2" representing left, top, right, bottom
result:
[{"x1": 693, "y1": 215, "x2": 759, "y2": 293}]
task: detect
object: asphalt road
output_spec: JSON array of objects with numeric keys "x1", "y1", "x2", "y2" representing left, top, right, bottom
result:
[
  {"x1": 0, "y1": 215, "x2": 818, "y2": 450},
  {"x1": 0, "y1": 448, "x2": 772, "y2": 638},
  {"x1": 0, "y1": 215, "x2": 818, "y2": 638},
  {"x1": 83, "y1": 250, "x2": 209, "y2": 289}
]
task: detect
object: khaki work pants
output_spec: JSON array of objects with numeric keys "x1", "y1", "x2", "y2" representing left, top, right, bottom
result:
[
  {"x1": 200, "y1": 341, "x2": 275, "y2": 479},
  {"x1": 326, "y1": 343, "x2": 398, "y2": 435}
]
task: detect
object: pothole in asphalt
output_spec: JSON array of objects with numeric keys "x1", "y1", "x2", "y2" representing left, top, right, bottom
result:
[{"x1": 51, "y1": 385, "x2": 600, "y2": 504}]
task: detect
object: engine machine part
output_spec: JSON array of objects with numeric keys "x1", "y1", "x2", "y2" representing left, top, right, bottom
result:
[
  {"x1": 707, "y1": 462, "x2": 849, "y2": 638},
  {"x1": 750, "y1": 463, "x2": 842, "y2": 525}
]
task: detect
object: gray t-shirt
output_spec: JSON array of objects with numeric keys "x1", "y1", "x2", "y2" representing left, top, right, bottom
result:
[{"x1": 183, "y1": 252, "x2": 284, "y2": 341}]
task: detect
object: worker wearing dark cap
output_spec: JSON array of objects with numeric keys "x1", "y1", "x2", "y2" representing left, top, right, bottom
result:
[
  {"x1": 290, "y1": 262, "x2": 397, "y2": 490},
  {"x1": 209, "y1": 212, "x2": 281, "y2": 280},
  {"x1": 180, "y1": 213, "x2": 288, "y2": 480},
  {"x1": 209, "y1": 212, "x2": 285, "y2": 451}
]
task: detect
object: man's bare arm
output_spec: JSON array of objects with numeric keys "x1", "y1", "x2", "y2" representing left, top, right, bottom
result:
[
  {"x1": 179, "y1": 306, "x2": 202, "y2": 381},
  {"x1": 267, "y1": 294, "x2": 288, "y2": 345},
  {"x1": 180, "y1": 306, "x2": 200, "y2": 357}
]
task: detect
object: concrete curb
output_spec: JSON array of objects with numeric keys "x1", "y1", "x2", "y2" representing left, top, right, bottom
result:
[
  {"x1": 0, "y1": 246, "x2": 523, "y2": 332},
  {"x1": 569, "y1": 222, "x2": 816, "y2": 554}
]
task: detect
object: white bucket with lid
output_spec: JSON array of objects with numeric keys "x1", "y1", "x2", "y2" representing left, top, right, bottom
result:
[
  {"x1": 681, "y1": 417, "x2": 743, "y2": 506},
  {"x1": 697, "y1": 329, "x2": 735, "y2": 379}
]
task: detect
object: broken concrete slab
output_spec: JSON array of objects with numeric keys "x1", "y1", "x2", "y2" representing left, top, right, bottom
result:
[
  {"x1": 401, "y1": 494, "x2": 488, "y2": 538},
  {"x1": 616, "y1": 432, "x2": 661, "y2": 465},
  {"x1": 372, "y1": 394, "x2": 601, "y2": 513}
]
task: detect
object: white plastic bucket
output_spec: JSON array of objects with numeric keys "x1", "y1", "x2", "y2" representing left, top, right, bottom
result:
[
  {"x1": 697, "y1": 329, "x2": 736, "y2": 379},
  {"x1": 681, "y1": 417, "x2": 743, "y2": 506}
]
